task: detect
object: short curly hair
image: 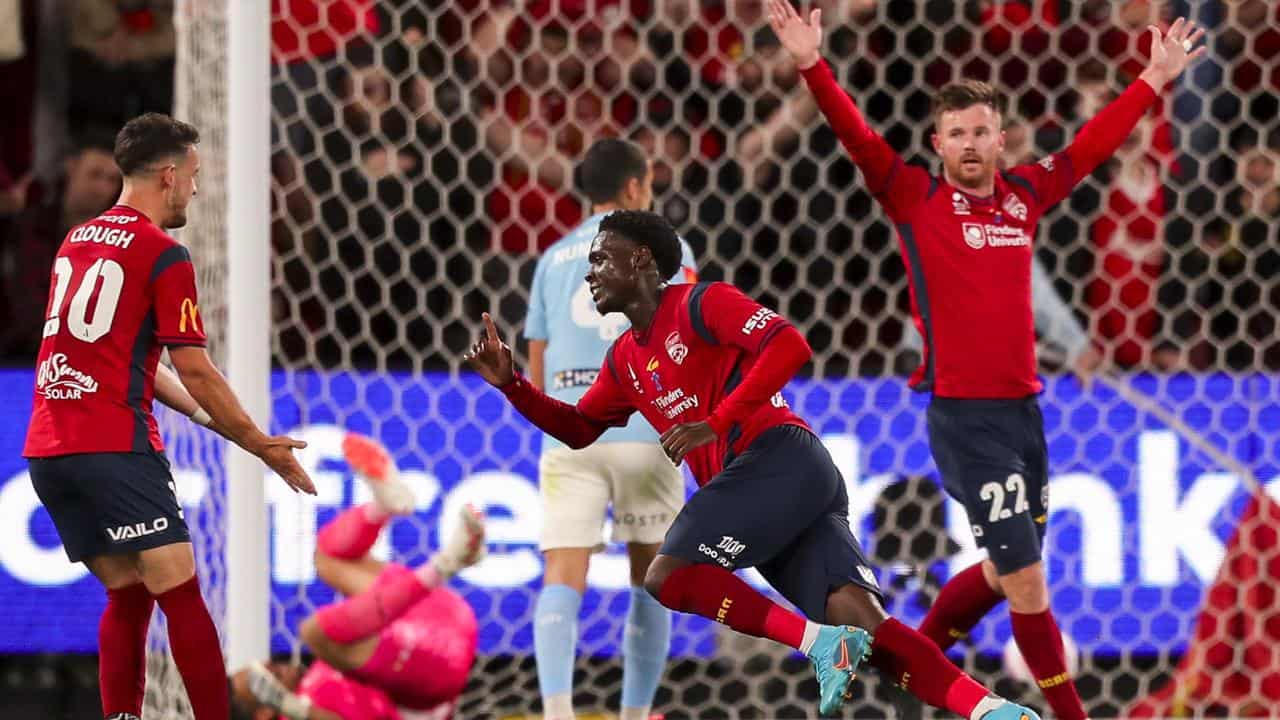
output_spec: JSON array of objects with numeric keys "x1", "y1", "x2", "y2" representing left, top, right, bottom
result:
[
  {"x1": 598, "y1": 210, "x2": 682, "y2": 280},
  {"x1": 114, "y1": 113, "x2": 200, "y2": 177}
]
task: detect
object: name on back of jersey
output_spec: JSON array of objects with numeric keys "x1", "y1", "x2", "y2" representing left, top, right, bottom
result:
[
  {"x1": 35, "y1": 352, "x2": 100, "y2": 400},
  {"x1": 69, "y1": 221, "x2": 137, "y2": 248}
]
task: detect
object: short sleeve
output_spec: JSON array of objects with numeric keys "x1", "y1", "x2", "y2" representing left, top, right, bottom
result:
[
  {"x1": 689, "y1": 282, "x2": 791, "y2": 355},
  {"x1": 525, "y1": 255, "x2": 549, "y2": 341},
  {"x1": 577, "y1": 349, "x2": 636, "y2": 427},
  {"x1": 151, "y1": 245, "x2": 207, "y2": 347},
  {"x1": 1007, "y1": 151, "x2": 1076, "y2": 212}
]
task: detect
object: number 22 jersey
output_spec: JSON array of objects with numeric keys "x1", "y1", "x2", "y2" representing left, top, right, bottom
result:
[{"x1": 24, "y1": 204, "x2": 208, "y2": 457}]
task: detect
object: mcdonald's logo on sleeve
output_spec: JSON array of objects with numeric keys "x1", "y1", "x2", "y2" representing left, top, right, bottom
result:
[{"x1": 178, "y1": 298, "x2": 201, "y2": 334}]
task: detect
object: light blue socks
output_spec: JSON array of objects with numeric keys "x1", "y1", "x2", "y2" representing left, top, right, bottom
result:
[
  {"x1": 621, "y1": 585, "x2": 672, "y2": 714},
  {"x1": 535, "y1": 583, "x2": 582, "y2": 717}
]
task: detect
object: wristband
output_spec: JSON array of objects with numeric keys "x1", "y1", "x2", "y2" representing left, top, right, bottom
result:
[{"x1": 190, "y1": 407, "x2": 213, "y2": 427}]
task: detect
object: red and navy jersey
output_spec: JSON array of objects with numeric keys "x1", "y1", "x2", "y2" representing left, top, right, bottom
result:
[
  {"x1": 801, "y1": 59, "x2": 1158, "y2": 398},
  {"x1": 576, "y1": 282, "x2": 810, "y2": 486},
  {"x1": 24, "y1": 205, "x2": 207, "y2": 457}
]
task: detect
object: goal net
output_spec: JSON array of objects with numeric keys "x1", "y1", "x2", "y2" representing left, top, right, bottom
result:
[{"x1": 161, "y1": 1, "x2": 1280, "y2": 717}]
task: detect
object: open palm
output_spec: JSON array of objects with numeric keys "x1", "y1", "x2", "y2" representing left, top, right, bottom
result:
[{"x1": 767, "y1": 0, "x2": 823, "y2": 71}]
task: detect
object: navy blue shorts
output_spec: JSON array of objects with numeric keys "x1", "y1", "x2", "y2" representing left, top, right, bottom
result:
[
  {"x1": 29, "y1": 451, "x2": 190, "y2": 563},
  {"x1": 659, "y1": 425, "x2": 883, "y2": 622},
  {"x1": 927, "y1": 396, "x2": 1049, "y2": 575}
]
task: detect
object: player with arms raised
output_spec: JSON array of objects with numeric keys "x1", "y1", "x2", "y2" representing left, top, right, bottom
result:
[
  {"x1": 769, "y1": 3, "x2": 1206, "y2": 718},
  {"x1": 23, "y1": 113, "x2": 315, "y2": 720},
  {"x1": 468, "y1": 210, "x2": 1038, "y2": 719}
]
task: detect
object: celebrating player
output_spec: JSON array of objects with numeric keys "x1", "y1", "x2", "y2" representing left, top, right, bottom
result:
[
  {"x1": 23, "y1": 113, "x2": 314, "y2": 720},
  {"x1": 229, "y1": 433, "x2": 484, "y2": 720},
  {"x1": 524, "y1": 138, "x2": 696, "y2": 720},
  {"x1": 468, "y1": 210, "x2": 1038, "y2": 719},
  {"x1": 769, "y1": 2, "x2": 1207, "y2": 718}
]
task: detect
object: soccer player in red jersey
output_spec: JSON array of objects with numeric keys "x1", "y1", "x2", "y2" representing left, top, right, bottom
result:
[
  {"x1": 769, "y1": 3, "x2": 1207, "y2": 718},
  {"x1": 468, "y1": 210, "x2": 1038, "y2": 719},
  {"x1": 23, "y1": 113, "x2": 316, "y2": 720},
  {"x1": 229, "y1": 433, "x2": 483, "y2": 720}
]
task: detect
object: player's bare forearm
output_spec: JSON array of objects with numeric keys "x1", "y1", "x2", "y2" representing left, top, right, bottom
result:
[
  {"x1": 154, "y1": 361, "x2": 234, "y2": 442},
  {"x1": 527, "y1": 339, "x2": 548, "y2": 391},
  {"x1": 707, "y1": 325, "x2": 812, "y2": 436},
  {"x1": 167, "y1": 346, "x2": 270, "y2": 454}
]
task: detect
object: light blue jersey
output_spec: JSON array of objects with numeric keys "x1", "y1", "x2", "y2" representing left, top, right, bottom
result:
[{"x1": 525, "y1": 211, "x2": 697, "y2": 449}]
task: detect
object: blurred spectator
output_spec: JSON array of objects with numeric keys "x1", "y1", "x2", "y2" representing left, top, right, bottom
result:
[
  {"x1": 1164, "y1": 145, "x2": 1280, "y2": 370},
  {"x1": 69, "y1": 0, "x2": 175, "y2": 131},
  {"x1": 1085, "y1": 117, "x2": 1168, "y2": 369},
  {"x1": 0, "y1": 131, "x2": 120, "y2": 361},
  {"x1": 0, "y1": 0, "x2": 38, "y2": 217}
]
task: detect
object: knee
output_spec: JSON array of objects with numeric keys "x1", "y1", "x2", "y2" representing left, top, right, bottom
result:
[
  {"x1": 824, "y1": 585, "x2": 889, "y2": 631},
  {"x1": 642, "y1": 555, "x2": 680, "y2": 603},
  {"x1": 996, "y1": 562, "x2": 1049, "y2": 613}
]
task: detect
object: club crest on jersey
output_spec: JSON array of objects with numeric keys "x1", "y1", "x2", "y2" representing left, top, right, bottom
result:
[
  {"x1": 1002, "y1": 194, "x2": 1028, "y2": 221},
  {"x1": 1038, "y1": 155, "x2": 1055, "y2": 172},
  {"x1": 665, "y1": 330, "x2": 688, "y2": 365},
  {"x1": 951, "y1": 191, "x2": 971, "y2": 215},
  {"x1": 36, "y1": 353, "x2": 100, "y2": 400}
]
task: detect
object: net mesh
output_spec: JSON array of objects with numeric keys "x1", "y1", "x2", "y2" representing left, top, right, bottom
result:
[{"x1": 164, "y1": 1, "x2": 1280, "y2": 718}]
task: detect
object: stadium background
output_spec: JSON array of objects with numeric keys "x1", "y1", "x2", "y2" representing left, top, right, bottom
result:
[{"x1": 0, "y1": 0, "x2": 1277, "y2": 718}]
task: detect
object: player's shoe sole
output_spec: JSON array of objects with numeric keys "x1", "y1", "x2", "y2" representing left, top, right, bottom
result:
[
  {"x1": 806, "y1": 624, "x2": 873, "y2": 717},
  {"x1": 342, "y1": 431, "x2": 415, "y2": 515}
]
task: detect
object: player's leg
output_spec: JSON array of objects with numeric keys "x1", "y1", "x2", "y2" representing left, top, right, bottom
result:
[
  {"x1": 917, "y1": 559, "x2": 1005, "y2": 651},
  {"x1": 642, "y1": 426, "x2": 871, "y2": 716},
  {"x1": 314, "y1": 433, "x2": 418, "y2": 596},
  {"x1": 29, "y1": 455, "x2": 154, "y2": 720},
  {"x1": 926, "y1": 398, "x2": 1086, "y2": 720},
  {"x1": 769, "y1": 506, "x2": 1037, "y2": 720},
  {"x1": 534, "y1": 444, "x2": 614, "y2": 720},
  {"x1": 999, "y1": 400, "x2": 1088, "y2": 719},
  {"x1": 609, "y1": 443, "x2": 682, "y2": 720},
  {"x1": 84, "y1": 553, "x2": 153, "y2": 720},
  {"x1": 302, "y1": 503, "x2": 485, "y2": 671}
]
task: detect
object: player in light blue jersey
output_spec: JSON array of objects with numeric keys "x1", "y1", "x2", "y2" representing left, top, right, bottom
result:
[{"x1": 524, "y1": 139, "x2": 696, "y2": 720}]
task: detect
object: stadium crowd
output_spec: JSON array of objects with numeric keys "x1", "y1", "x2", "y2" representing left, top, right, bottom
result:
[{"x1": 1, "y1": 0, "x2": 1277, "y2": 373}]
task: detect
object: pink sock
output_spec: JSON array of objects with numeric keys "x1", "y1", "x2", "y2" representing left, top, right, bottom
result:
[
  {"x1": 315, "y1": 564, "x2": 432, "y2": 644},
  {"x1": 656, "y1": 564, "x2": 807, "y2": 649},
  {"x1": 317, "y1": 504, "x2": 389, "y2": 560}
]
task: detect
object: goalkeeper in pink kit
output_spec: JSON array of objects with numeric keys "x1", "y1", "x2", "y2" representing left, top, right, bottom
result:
[{"x1": 230, "y1": 434, "x2": 484, "y2": 720}]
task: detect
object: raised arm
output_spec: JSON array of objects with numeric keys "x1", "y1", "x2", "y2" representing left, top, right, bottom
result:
[
  {"x1": 1065, "y1": 18, "x2": 1207, "y2": 184},
  {"x1": 768, "y1": 0, "x2": 930, "y2": 220},
  {"x1": 466, "y1": 313, "x2": 626, "y2": 449}
]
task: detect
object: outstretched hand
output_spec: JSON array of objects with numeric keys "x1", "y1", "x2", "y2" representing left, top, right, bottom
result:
[
  {"x1": 257, "y1": 436, "x2": 316, "y2": 495},
  {"x1": 1140, "y1": 17, "x2": 1208, "y2": 88},
  {"x1": 464, "y1": 312, "x2": 516, "y2": 387},
  {"x1": 766, "y1": 0, "x2": 823, "y2": 71}
]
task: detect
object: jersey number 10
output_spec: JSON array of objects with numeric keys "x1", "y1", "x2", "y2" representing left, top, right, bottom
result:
[{"x1": 43, "y1": 257, "x2": 125, "y2": 343}]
